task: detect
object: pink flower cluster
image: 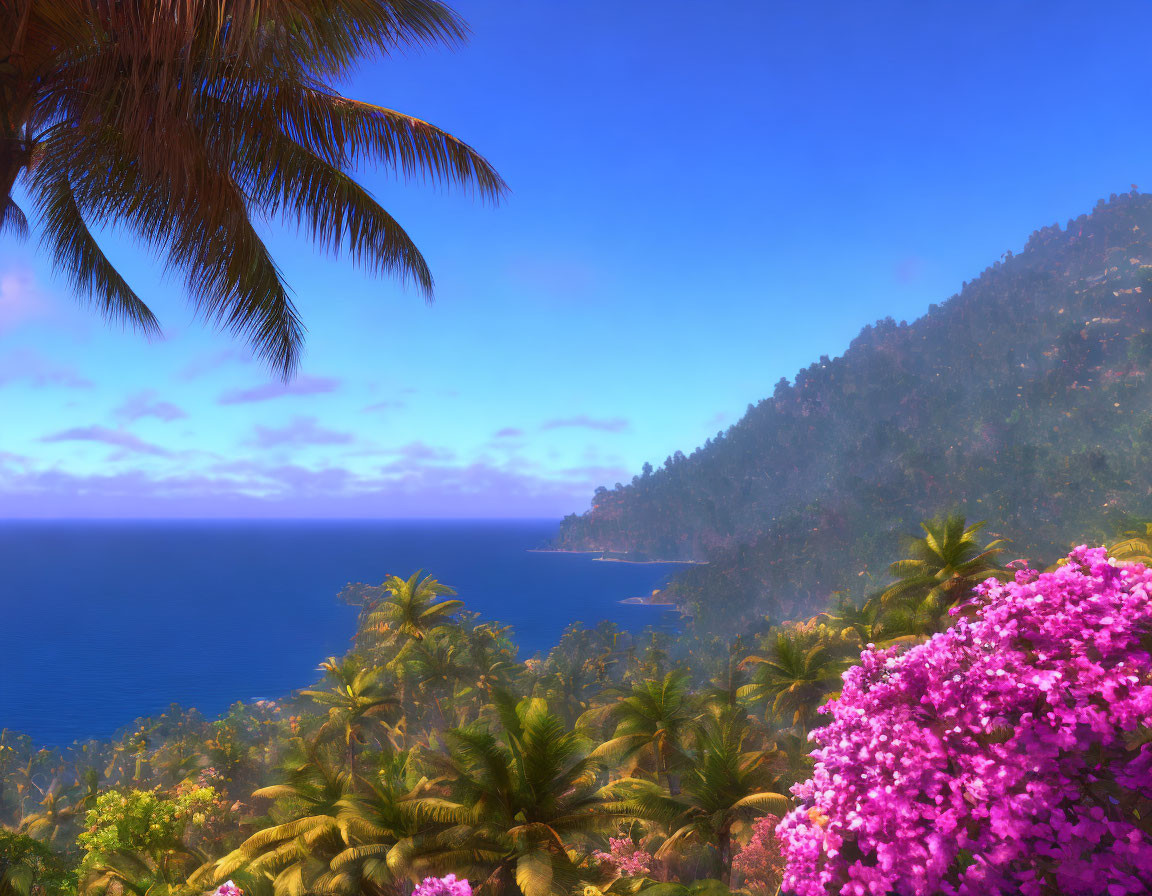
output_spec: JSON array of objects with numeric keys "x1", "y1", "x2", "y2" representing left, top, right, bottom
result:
[
  {"x1": 733, "y1": 814, "x2": 785, "y2": 894},
  {"x1": 778, "y1": 547, "x2": 1152, "y2": 896},
  {"x1": 413, "y1": 874, "x2": 472, "y2": 896},
  {"x1": 213, "y1": 882, "x2": 243, "y2": 896},
  {"x1": 594, "y1": 836, "x2": 653, "y2": 877}
]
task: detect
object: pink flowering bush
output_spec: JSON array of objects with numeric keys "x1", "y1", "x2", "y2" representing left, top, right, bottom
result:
[
  {"x1": 733, "y1": 814, "x2": 785, "y2": 894},
  {"x1": 413, "y1": 874, "x2": 472, "y2": 896},
  {"x1": 594, "y1": 836, "x2": 653, "y2": 878},
  {"x1": 779, "y1": 547, "x2": 1152, "y2": 896}
]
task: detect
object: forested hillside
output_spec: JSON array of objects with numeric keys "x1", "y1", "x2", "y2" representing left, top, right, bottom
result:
[{"x1": 556, "y1": 190, "x2": 1152, "y2": 625}]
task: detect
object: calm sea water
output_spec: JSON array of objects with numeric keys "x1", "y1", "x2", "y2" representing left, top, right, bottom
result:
[{"x1": 0, "y1": 520, "x2": 679, "y2": 746}]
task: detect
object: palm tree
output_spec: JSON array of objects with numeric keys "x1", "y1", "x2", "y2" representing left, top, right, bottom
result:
[
  {"x1": 213, "y1": 746, "x2": 418, "y2": 896},
  {"x1": 300, "y1": 656, "x2": 402, "y2": 780},
  {"x1": 818, "y1": 591, "x2": 889, "y2": 647},
  {"x1": 879, "y1": 516, "x2": 1005, "y2": 626},
  {"x1": 618, "y1": 710, "x2": 790, "y2": 886},
  {"x1": 404, "y1": 631, "x2": 473, "y2": 731},
  {"x1": 0, "y1": 1, "x2": 505, "y2": 376},
  {"x1": 1109, "y1": 518, "x2": 1152, "y2": 565},
  {"x1": 739, "y1": 629, "x2": 848, "y2": 732},
  {"x1": 457, "y1": 622, "x2": 520, "y2": 707},
  {"x1": 403, "y1": 694, "x2": 617, "y2": 896},
  {"x1": 361, "y1": 572, "x2": 463, "y2": 648},
  {"x1": 591, "y1": 671, "x2": 701, "y2": 794},
  {"x1": 210, "y1": 739, "x2": 348, "y2": 894},
  {"x1": 18, "y1": 780, "x2": 79, "y2": 849}
]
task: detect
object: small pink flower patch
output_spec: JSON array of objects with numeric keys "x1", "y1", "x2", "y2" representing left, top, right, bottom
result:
[{"x1": 414, "y1": 874, "x2": 472, "y2": 896}]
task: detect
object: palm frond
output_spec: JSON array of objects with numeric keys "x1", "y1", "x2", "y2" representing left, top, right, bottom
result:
[
  {"x1": 1, "y1": 198, "x2": 29, "y2": 239},
  {"x1": 35, "y1": 176, "x2": 160, "y2": 335}
]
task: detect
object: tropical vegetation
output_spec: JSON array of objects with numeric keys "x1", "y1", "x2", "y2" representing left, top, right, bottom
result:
[{"x1": 1, "y1": 513, "x2": 1148, "y2": 895}]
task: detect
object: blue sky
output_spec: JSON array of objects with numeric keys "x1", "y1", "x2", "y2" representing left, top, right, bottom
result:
[{"x1": 3, "y1": 0, "x2": 1152, "y2": 517}]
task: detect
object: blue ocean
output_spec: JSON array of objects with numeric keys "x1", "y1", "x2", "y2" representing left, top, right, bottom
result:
[{"x1": 0, "y1": 520, "x2": 679, "y2": 746}]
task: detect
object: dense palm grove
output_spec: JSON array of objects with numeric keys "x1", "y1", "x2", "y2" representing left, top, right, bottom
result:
[
  {"x1": 3, "y1": 515, "x2": 1149, "y2": 896},
  {"x1": 556, "y1": 191, "x2": 1152, "y2": 628}
]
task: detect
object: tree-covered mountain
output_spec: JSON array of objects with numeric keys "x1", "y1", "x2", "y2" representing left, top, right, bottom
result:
[{"x1": 555, "y1": 190, "x2": 1152, "y2": 626}]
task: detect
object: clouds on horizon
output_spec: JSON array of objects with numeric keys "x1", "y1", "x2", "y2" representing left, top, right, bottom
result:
[
  {"x1": 178, "y1": 349, "x2": 254, "y2": 381},
  {"x1": 0, "y1": 348, "x2": 92, "y2": 389},
  {"x1": 540, "y1": 415, "x2": 630, "y2": 433},
  {"x1": 115, "y1": 390, "x2": 187, "y2": 423},
  {"x1": 40, "y1": 425, "x2": 170, "y2": 457},
  {"x1": 0, "y1": 451, "x2": 606, "y2": 518},
  {"x1": 248, "y1": 416, "x2": 354, "y2": 449}
]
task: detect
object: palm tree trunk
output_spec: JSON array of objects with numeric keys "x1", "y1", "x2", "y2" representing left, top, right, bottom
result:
[
  {"x1": 0, "y1": 136, "x2": 23, "y2": 203},
  {"x1": 0, "y1": 6, "x2": 33, "y2": 205},
  {"x1": 657, "y1": 746, "x2": 680, "y2": 796},
  {"x1": 718, "y1": 825, "x2": 733, "y2": 887}
]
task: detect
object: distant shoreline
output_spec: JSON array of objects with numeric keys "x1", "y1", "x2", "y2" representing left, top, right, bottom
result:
[
  {"x1": 528, "y1": 548, "x2": 705, "y2": 566},
  {"x1": 592, "y1": 557, "x2": 705, "y2": 565},
  {"x1": 619, "y1": 595, "x2": 678, "y2": 607}
]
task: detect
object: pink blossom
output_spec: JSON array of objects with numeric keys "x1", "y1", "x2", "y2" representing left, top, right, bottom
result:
[
  {"x1": 594, "y1": 836, "x2": 653, "y2": 878},
  {"x1": 779, "y1": 547, "x2": 1152, "y2": 895},
  {"x1": 214, "y1": 883, "x2": 243, "y2": 896},
  {"x1": 733, "y1": 814, "x2": 785, "y2": 894},
  {"x1": 414, "y1": 875, "x2": 472, "y2": 896}
]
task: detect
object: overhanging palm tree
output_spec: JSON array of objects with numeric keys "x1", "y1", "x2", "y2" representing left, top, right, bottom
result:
[{"x1": 0, "y1": 1, "x2": 505, "y2": 376}]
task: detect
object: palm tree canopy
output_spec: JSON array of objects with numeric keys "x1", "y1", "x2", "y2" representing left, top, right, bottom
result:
[
  {"x1": 738, "y1": 629, "x2": 848, "y2": 729},
  {"x1": 214, "y1": 746, "x2": 421, "y2": 896},
  {"x1": 363, "y1": 572, "x2": 463, "y2": 645},
  {"x1": 404, "y1": 694, "x2": 617, "y2": 896},
  {"x1": 590, "y1": 670, "x2": 701, "y2": 785},
  {"x1": 0, "y1": 0, "x2": 506, "y2": 377},
  {"x1": 300, "y1": 656, "x2": 403, "y2": 773},
  {"x1": 616, "y1": 709, "x2": 790, "y2": 883},
  {"x1": 879, "y1": 515, "x2": 1005, "y2": 613}
]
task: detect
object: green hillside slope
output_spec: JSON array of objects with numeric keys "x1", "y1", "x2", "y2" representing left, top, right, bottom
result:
[{"x1": 556, "y1": 191, "x2": 1152, "y2": 626}]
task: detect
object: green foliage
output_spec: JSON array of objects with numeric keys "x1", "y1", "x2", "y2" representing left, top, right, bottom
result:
[
  {"x1": 878, "y1": 515, "x2": 1005, "y2": 625},
  {"x1": 77, "y1": 786, "x2": 224, "y2": 896},
  {"x1": 0, "y1": 831, "x2": 72, "y2": 896},
  {"x1": 616, "y1": 710, "x2": 789, "y2": 885},
  {"x1": 78, "y1": 787, "x2": 217, "y2": 866},
  {"x1": 739, "y1": 630, "x2": 849, "y2": 731},
  {"x1": 5, "y1": 529, "x2": 1133, "y2": 896},
  {"x1": 404, "y1": 694, "x2": 619, "y2": 896}
]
